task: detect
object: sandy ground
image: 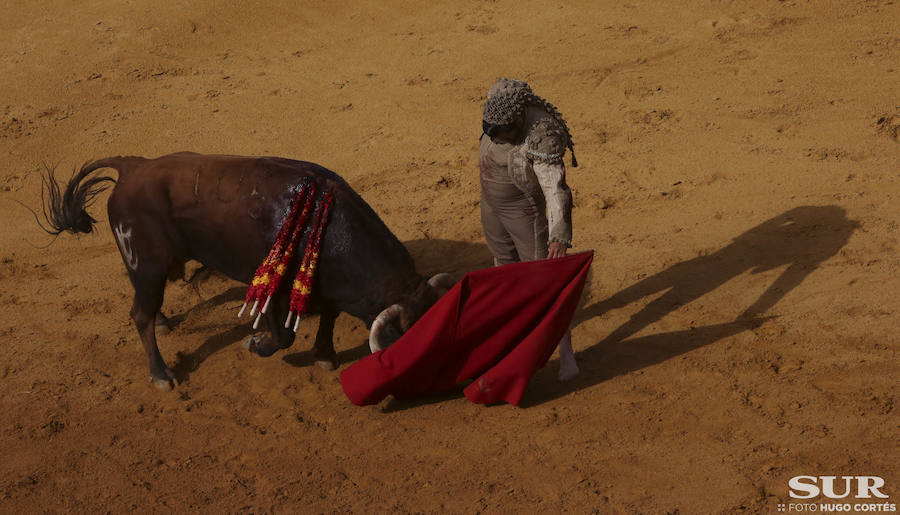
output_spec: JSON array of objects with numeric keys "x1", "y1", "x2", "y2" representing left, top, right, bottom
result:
[{"x1": 1, "y1": 0, "x2": 898, "y2": 512}]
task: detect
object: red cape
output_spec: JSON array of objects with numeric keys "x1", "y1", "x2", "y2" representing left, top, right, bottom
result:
[{"x1": 340, "y1": 250, "x2": 593, "y2": 406}]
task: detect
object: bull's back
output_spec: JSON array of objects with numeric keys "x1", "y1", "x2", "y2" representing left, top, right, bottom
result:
[
  {"x1": 108, "y1": 153, "x2": 303, "y2": 280},
  {"x1": 106, "y1": 153, "x2": 417, "y2": 301}
]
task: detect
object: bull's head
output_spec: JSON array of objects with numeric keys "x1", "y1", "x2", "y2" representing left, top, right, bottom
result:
[{"x1": 368, "y1": 273, "x2": 456, "y2": 352}]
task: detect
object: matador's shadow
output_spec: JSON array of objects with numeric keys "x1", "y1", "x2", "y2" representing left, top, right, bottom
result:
[{"x1": 524, "y1": 205, "x2": 858, "y2": 406}]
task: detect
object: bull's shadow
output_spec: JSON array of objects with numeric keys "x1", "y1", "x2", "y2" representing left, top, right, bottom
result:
[
  {"x1": 168, "y1": 285, "x2": 249, "y2": 380},
  {"x1": 170, "y1": 238, "x2": 491, "y2": 378},
  {"x1": 524, "y1": 205, "x2": 858, "y2": 406},
  {"x1": 280, "y1": 238, "x2": 494, "y2": 369},
  {"x1": 404, "y1": 237, "x2": 495, "y2": 277}
]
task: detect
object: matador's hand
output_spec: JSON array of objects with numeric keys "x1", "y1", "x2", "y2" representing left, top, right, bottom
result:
[{"x1": 548, "y1": 241, "x2": 568, "y2": 259}]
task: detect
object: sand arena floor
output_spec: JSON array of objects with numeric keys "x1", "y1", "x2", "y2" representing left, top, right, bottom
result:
[{"x1": 1, "y1": 1, "x2": 897, "y2": 512}]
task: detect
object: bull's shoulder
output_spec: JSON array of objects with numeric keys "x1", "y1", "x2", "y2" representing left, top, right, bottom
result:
[{"x1": 257, "y1": 157, "x2": 350, "y2": 189}]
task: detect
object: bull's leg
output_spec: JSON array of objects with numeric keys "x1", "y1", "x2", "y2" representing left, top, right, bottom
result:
[
  {"x1": 109, "y1": 210, "x2": 178, "y2": 390},
  {"x1": 313, "y1": 309, "x2": 339, "y2": 370},
  {"x1": 155, "y1": 312, "x2": 171, "y2": 335},
  {"x1": 246, "y1": 294, "x2": 296, "y2": 358},
  {"x1": 130, "y1": 273, "x2": 177, "y2": 390},
  {"x1": 155, "y1": 260, "x2": 186, "y2": 335}
]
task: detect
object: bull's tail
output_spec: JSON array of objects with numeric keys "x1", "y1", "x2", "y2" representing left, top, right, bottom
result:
[{"x1": 38, "y1": 156, "x2": 144, "y2": 235}]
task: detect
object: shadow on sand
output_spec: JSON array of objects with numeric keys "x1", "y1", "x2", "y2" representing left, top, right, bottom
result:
[
  {"x1": 403, "y1": 237, "x2": 494, "y2": 277},
  {"x1": 172, "y1": 238, "x2": 494, "y2": 380},
  {"x1": 279, "y1": 238, "x2": 495, "y2": 371},
  {"x1": 169, "y1": 286, "x2": 249, "y2": 380},
  {"x1": 170, "y1": 207, "x2": 856, "y2": 407},
  {"x1": 522, "y1": 205, "x2": 858, "y2": 406}
]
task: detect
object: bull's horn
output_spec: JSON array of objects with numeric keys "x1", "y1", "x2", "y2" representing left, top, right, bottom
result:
[
  {"x1": 427, "y1": 273, "x2": 456, "y2": 295},
  {"x1": 368, "y1": 304, "x2": 406, "y2": 353}
]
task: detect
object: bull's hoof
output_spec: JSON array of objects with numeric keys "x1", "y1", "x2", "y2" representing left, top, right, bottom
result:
[
  {"x1": 149, "y1": 368, "x2": 178, "y2": 391},
  {"x1": 244, "y1": 334, "x2": 283, "y2": 358},
  {"x1": 313, "y1": 349, "x2": 339, "y2": 371},
  {"x1": 314, "y1": 359, "x2": 338, "y2": 371}
]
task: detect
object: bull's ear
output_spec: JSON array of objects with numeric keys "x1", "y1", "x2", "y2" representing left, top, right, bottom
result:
[{"x1": 427, "y1": 273, "x2": 456, "y2": 297}]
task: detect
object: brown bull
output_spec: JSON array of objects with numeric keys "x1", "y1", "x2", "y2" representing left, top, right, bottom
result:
[{"x1": 40, "y1": 152, "x2": 453, "y2": 390}]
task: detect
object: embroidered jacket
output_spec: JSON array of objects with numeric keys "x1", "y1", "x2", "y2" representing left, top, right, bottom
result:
[{"x1": 481, "y1": 106, "x2": 574, "y2": 247}]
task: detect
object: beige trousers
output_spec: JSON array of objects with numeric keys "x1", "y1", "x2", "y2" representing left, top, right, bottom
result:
[
  {"x1": 480, "y1": 179, "x2": 578, "y2": 381},
  {"x1": 480, "y1": 180, "x2": 549, "y2": 264}
]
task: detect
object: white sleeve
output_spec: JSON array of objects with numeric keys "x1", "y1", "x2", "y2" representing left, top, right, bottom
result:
[{"x1": 533, "y1": 160, "x2": 573, "y2": 247}]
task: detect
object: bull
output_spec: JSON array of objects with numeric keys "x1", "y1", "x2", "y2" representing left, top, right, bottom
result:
[{"x1": 39, "y1": 152, "x2": 454, "y2": 390}]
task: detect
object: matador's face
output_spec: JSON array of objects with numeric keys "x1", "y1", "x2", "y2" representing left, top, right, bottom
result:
[{"x1": 483, "y1": 115, "x2": 525, "y2": 145}]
